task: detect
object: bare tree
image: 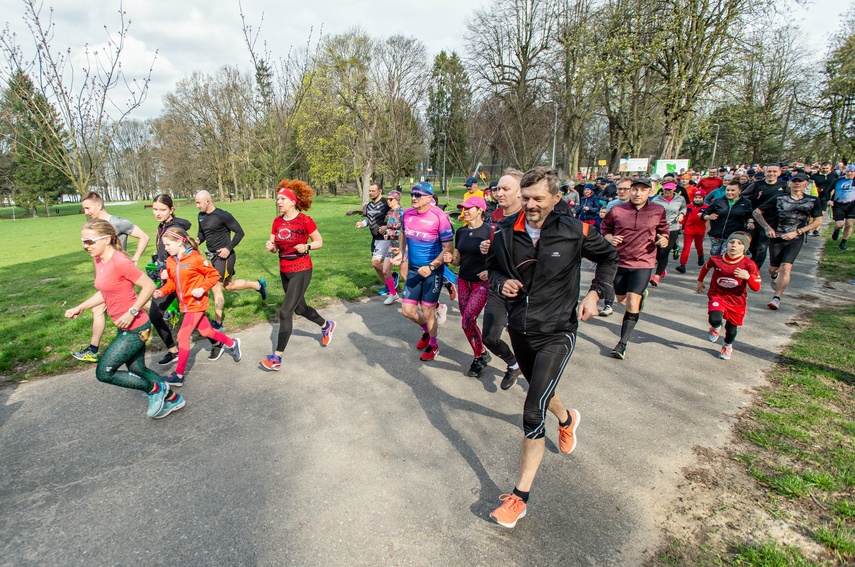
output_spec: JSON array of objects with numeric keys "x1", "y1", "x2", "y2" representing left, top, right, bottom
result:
[{"x1": 0, "y1": 0, "x2": 155, "y2": 194}]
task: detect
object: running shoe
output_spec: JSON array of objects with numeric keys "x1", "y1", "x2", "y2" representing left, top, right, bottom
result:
[
  {"x1": 672, "y1": 247, "x2": 680, "y2": 260},
  {"x1": 163, "y1": 371, "x2": 184, "y2": 387},
  {"x1": 467, "y1": 357, "x2": 485, "y2": 377},
  {"x1": 850, "y1": 279, "x2": 855, "y2": 285},
  {"x1": 649, "y1": 274, "x2": 660, "y2": 287},
  {"x1": 377, "y1": 288, "x2": 390, "y2": 296},
  {"x1": 416, "y1": 333, "x2": 431, "y2": 350},
  {"x1": 228, "y1": 338, "x2": 242, "y2": 362},
  {"x1": 392, "y1": 272, "x2": 400, "y2": 289},
  {"x1": 661, "y1": 269, "x2": 667, "y2": 279},
  {"x1": 260, "y1": 354, "x2": 282, "y2": 371},
  {"x1": 71, "y1": 346, "x2": 99, "y2": 363},
  {"x1": 420, "y1": 345, "x2": 439, "y2": 361},
  {"x1": 447, "y1": 282, "x2": 457, "y2": 301},
  {"x1": 639, "y1": 289, "x2": 648, "y2": 312},
  {"x1": 707, "y1": 326, "x2": 721, "y2": 343},
  {"x1": 501, "y1": 366, "x2": 521, "y2": 390},
  {"x1": 611, "y1": 342, "x2": 627, "y2": 360},
  {"x1": 840, "y1": 242, "x2": 848, "y2": 251},
  {"x1": 675, "y1": 265, "x2": 686, "y2": 274},
  {"x1": 481, "y1": 351, "x2": 492, "y2": 364},
  {"x1": 209, "y1": 342, "x2": 224, "y2": 361},
  {"x1": 490, "y1": 494, "x2": 527, "y2": 528},
  {"x1": 718, "y1": 343, "x2": 733, "y2": 360},
  {"x1": 383, "y1": 293, "x2": 400, "y2": 305},
  {"x1": 153, "y1": 393, "x2": 185, "y2": 419},
  {"x1": 321, "y1": 321, "x2": 336, "y2": 346},
  {"x1": 812, "y1": 229, "x2": 820, "y2": 237},
  {"x1": 157, "y1": 351, "x2": 178, "y2": 366},
  {"x1": 598, "y1": 304, "x2": 614, "y2": 317},
  {"x1": 767, "y1": 297, "x2": 780, "y2": 310},
  {"x1": 558, "y1": 408, "x2": 581, "y2": 454},
  {"x1": 258, "y1": 278, "x2": 268, "y2": 300},
  {"x1": 832, "y1": 228, "x2": 840, "y2": 241},
  {"x1": 697, "y1": 256, "x2": 705, "y2": 266},
  {"x1": 436, "y1": 303, "x2": 448, "y2": 325},
  {"x1": 146, "y1": 382, "x2": 168, "y2": 418}
]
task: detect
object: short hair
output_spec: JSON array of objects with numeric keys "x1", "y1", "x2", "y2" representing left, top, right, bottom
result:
[
  {"x1": 82, "y1": 191, "x2": 103, "y2": 206},
  {"x1": 502, "y1": 168, "x2": 524, "y2": 180},
  {"x1": 520, "y1": 166, "x2": 560, "y2": 196},
  {"x1": 820, "y1": 161, "x2": 831, "y2": 167},
  {"x1": 615, "y1": 176, "x2": 634, "y2": 188},
  {"x1": 726, "y1": 177, "x2": 742, "y2": 187}
]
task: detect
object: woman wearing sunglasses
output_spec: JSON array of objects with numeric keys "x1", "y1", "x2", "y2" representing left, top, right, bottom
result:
[{"x1": 64, "y1": 219, "x2": 185, "y2": 419}]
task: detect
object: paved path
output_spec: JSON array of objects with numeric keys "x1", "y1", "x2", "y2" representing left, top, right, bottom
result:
[{"x1": 0, "y1": 236, "x2": 843, "y2": 566}]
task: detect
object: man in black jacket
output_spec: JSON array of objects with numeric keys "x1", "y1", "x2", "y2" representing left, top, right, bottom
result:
[{"x1": 485, "y1": 166, "x2": 618, "y2": 529}]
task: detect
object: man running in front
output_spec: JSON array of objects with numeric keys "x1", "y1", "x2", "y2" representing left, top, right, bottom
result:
[
  {"x1": 486, "y1": 166, "x2": 618, "y2": 528},
  {"x1": 396, "y1": 183, "x2": 454, "y2": 361}
]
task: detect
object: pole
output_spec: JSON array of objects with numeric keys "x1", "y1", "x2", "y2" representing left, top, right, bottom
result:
[
  {"x1": 551, "y1": 101, "x2": 558, "y2": 169},
  {"x1": 441, "y1": 132, "x2": 447, "y2": 201},
  {"x1": 709, "y1": 124, "x2": 720, "y2": 171}
]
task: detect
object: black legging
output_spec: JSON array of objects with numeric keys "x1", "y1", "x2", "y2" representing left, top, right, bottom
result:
[
  {"x1": 276, "y1": 269, "x2": 325, "y2": 352},
  {"x1": 709, "y1": 311, "x2": 738, "y2": 344},
  {"x1": 509, "y1": 330, "x2": 575, "y2": 440},
  {"x1": 148, "y1": 293, "x2": 177, "y2": 349},
  {"x1": 748, "y1": 226, "x2": 769, "y2": 269},
  {"x1": 481, "y1": 292, "x2": 516, "y2": 366},
  {"x1": 655, "y1": 230, "x2": 680, "y2": 276},
  {"x1": 96, "y1": 322, "x2": 161, "y2": 392}
]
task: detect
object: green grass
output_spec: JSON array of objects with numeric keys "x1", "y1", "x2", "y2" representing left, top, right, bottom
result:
[
  {"x1": 0, "y1": 195, "x2": 462, "y2": 383},
  {"x1": 817, "y1": 225, "x2": 855, "y2": 283}
]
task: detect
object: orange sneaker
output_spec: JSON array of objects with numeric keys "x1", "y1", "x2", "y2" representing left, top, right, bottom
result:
[
  {"x1": 416, "y1": 332, "x2": 430, "y2": 350},
  {"x1": 558, "y1": 408, "x2": 581, "y2": 454},
  {"x1": 490, "y1": 493, "x2": 527, "y2": 528}
]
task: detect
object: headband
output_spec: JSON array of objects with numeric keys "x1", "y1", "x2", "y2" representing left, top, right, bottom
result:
[
  {"x1": 278, "y1": 188, "x2": 297, "y2": 203},
  {"x1": 164, "y1": 230, "x2": 186, "y2": 241}
]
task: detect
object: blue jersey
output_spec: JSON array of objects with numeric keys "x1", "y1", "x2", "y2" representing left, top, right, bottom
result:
[
  {"x1": 402, "y1": 206, "x2": 453, "y2": 268},
  {"x1": 832, "y1": 177, "x2": 855, "y2": 203}
]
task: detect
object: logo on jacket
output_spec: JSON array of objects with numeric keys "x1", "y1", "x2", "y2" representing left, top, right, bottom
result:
[
  {"x1": 551, "y1": 251, "x2": 560, "y2": 257},
  {"x1": 716, "y1": 277, "x2": 739, "y2": 288}
]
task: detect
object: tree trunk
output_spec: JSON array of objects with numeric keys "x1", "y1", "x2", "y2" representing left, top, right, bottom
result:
[{"x1": 360, "y1": 159, "x2": 373, "y2": 204}]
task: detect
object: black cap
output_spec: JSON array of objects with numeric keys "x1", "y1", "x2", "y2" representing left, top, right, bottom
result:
[
  {"x1": 790, "y1": 172, "x2": 809, "y2": 182},
  {"x1": 632, "y1": 177, "x2": 652, "y2": 188},
  {"x1": 754, "y1": 171, "x2": 765, "y2": 179}
]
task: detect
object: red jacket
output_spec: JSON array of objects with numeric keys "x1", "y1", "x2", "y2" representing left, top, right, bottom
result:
[
  {"x1": 682, "y1": 203, "x2": 709, "y2": 235},
  {"x1": 158, "y1": 249, "x2": 221, "y2": 313},
  {"x1": 697, "y1": 177, "x2": 723, "y2": 194}
]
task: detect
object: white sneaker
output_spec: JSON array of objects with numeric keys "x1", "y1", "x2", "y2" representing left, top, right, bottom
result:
[
  {"x1": 598, "y1": 304, "x2": 613, "y2": 316},
  {"x1": 383, "y1": 293, "x2": 400, "y2": 305},
  {"x1": 436, "y1": 303, "x2": 447, "y2": 325}
]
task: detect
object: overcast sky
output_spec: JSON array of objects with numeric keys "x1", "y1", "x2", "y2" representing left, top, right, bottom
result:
[{"x1": 0, "y1": 0, "x2": 843, "y2": 120}]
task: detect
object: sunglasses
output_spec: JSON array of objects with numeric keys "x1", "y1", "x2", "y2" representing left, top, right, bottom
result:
[{"x1": 81, "y1": 235, "x2": 110, "y2": 247}]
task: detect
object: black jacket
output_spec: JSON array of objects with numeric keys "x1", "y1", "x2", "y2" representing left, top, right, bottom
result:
[
  {"x1": 704, "y1": 197, "x2": 753, "y2": 239},
  {"x1": 487, "y1": 210, "x2": 618, "y2": 335}
]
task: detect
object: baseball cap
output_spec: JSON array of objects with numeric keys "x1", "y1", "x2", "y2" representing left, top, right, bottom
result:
[
  {"x1": 790, "y1": 172, "x2": 809, "y2": 182},
  {"x1": 463, "y1": 176, "x2": 478, "y2": 187},
  {"x1": 662, "y1": 182, "x2": 677, "y2": 190},
  {"x1": 386, "y1": 190, "x2": 401, "y2": 200},
  {"x1": 723, "y1": 174, "x2": 735, "y2": 181},
  {"x1": 846, "y1": 164, "x2": 855, "y2": 172},
  {"x1": 411, "y1": 183, "x2": 434, "y2": 197},
  {"x1": 457, "y1": 196, "x2": 487, "y2": 210},
  {"x1": 754, "y1": 171, "x2": 765, "y2": 179},
  {"x1": 632, "y1": 178, "x2": 653, "y2": 188}
]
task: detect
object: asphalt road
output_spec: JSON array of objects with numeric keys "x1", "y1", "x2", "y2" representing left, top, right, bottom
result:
[{"x1": 0, "y1": 235, "x2": 842, "y2": 566}]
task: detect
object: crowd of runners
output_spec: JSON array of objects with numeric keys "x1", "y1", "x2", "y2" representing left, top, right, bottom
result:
[{"x1": 63, "y1": 159, "x2": 846, "y2": 528}]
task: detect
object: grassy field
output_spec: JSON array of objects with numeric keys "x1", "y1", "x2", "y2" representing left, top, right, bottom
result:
[
  {"x1": 654, "y1": 234, "x2": 855, "y2": 566},
  {"x1": 0, "y1": 185, "x2": 473, "y2": 383}
]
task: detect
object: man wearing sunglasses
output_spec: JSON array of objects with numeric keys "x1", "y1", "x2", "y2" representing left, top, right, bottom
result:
[
  {"x1": 753, "y1": 172, "x2": 823, "y2": 310},
  {"x1": 71, "y1": 192, "x2": 151, "y2": 363}
]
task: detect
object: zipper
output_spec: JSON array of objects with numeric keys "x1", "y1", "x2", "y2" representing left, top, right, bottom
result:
[{"x1": 175, "y1": 253, "x2": 187, "y2": 312}]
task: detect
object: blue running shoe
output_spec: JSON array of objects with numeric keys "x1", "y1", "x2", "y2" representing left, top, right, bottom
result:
[
  {"x1": 378, "y1": 288, "x2": 389, "y2": 296},
  {"x1": 154, "y1": 393, "x2": 186, "y2": 419},
  {"x1": 228, "y1": 338, "x2": 242, "y2": 362},
  {"x1": 146, "y1": 382, "x2": 167, "y2": 418},
  {"x1": 321, "y1": 321, "x2": 336, "y2": 346},
  {"x1": 258, "y1": 278, "x2": 268, "y2": 300},
  {"x1": 392, "y1": 272, "x2": 400, "y2": 289},
  {"x1": 163, "y1": 371, "x2": 184, "y2": 387}
]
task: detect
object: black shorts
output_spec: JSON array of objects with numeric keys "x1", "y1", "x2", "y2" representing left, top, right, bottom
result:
[
  {"x1": 768, "y1": 236, "x2": 804, "y2": 267},
  {"x1": 832, "y1": 201, "x2": 855, "y2": 221},
  {"x1": 614, "y1": 267, "x2": 653, "y2": 296},
  {"x1": 208, "y1": 251, "x2": 237, "y2": 283}
]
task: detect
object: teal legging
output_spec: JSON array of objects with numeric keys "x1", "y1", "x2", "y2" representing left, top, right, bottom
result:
[{"x1": 95, "y1": 322, "x2": 161, "y2": 392}]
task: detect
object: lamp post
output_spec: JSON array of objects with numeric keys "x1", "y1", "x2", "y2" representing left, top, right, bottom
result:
[
  {"x1": 549, "y1": 100, "x2": 558, "y2": 169},
  {"x1": 709, "y1": 123, "x2": 720, "y2": 171},
  {"x1": 440, "y1": 132, "x2": 448, "y2": 200}
]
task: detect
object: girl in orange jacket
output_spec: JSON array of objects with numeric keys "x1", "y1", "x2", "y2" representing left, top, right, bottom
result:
[{"x1": 153, "y1": 227, "x2": 241, "y2": 385}]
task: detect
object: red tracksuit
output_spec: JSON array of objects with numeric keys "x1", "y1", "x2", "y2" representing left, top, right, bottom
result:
[
  {"x1": 697, "y1": 254, "x2": 761, "y2": 325},
  {"x1": 680, "y1": 203, "x2": 709, "y2": 266}
]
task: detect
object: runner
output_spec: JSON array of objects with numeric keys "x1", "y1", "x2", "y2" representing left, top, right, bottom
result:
[
  {"x1": 702, "y1": 178, "x2": 754, "y2": 257},
  {"x1": 675, "y1": 190, "x2": 708, "y2": 273},
  {"x1": 355, "y1": 183, "x2": 397, "y2": 297},
  {"x1": 486, "y1": 166, "x2": 618, "y2": 528},
  {"x1": 649, "y1": 181, "x2": 687, "y2": 286},
  {"x1": 396, "y1": 182, "x2": 454, "y2": 362},
  {"x1": 598, "y1": 177, "x2": 633, "y2": 316},
  {"x1": 600, "y1": 177, "x2": 669, "y2": 359},
  {"x1": 753, "y1": 172, "x2": 824, "y2": 309},
  {"x1": 810, "y1": 161, "x2": 838, "y2": 234},
  {"x1": 444, "y1": 195, "x2": 492, "y2": 377},
  {"x1": 71, "y1": 191, "x2": 151, "y2": 363},
  {"x1": 154, "y1": 228, "x2": 242, "y2": 386},
  {"x1": 741, "y1": 163, "x2": 787, "y2": 268},
  {"x1": 259, "y1": 179, "x2": 336, "y2": 371},
  {"x1": 480, "y1": 169, "x2": 524, "y2": 389},
  {"x1": 380, "y1": 190, "x2": 404, "y2": 305},
  {"x1": 195, "y1": 190, "x2": 267, "y2": 361},
  {"x1": 64, "y1": 219, "x2": 184, "y2": 419},
  {"x1": 696, "y1": 232, "x2": 761, "y2": 360},
  {"x1": 147, "y1": 194, "x2": 189, "y2": 366},
  {"x1": 830, "y1": 165, "x2": 855, "y2": 249}
]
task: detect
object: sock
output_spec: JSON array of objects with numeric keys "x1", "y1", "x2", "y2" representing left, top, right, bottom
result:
[
  {"x1": 165, "y1": 392, "x2": 178, "y2": 402},
  {"x1": 841, "y1": 239, "x2": 848, "y2": 245},
  {"x1": 619, "y1": 312, "x2": 639, "y2": 345},
  {"x1": 560, "y1": 410, "x2": 573, "y2": 427},
  {"x1": 385, "y1": 278, "x2": 397, "y2": 295},
  {"x1": 150, "y1": 382, "x2": 161, "y2": 394},
  {"x1": 512, "y1": 487, "x2": 530, "y2": 503},
  {"x1": 420, "y1": 323, "x2": 429, "y2": 333},
  {"x1": 773, "y1": 295, "x2": 780, "y2": 300},
  {"x1": 771, "y1": 272, "x2": 778, "y2": 280},
  {"x1": 429, "y1": 336, "x2": 438, "y2": 347},
  {"x1": 212, "y1": 320, "x2": 223, "y2": 330},
  {"x1": 604, "y1": 299, "x2": 613, "y2": 307},
  {"x1": 89, "y1": 344, "x2": 99, "y2": 353}
]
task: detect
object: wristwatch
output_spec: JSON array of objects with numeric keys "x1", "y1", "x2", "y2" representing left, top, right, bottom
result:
[
  {"x1": 128, "y1": 307, "x2": 139, "y2": 316},
  {"x1": 429, "y1": 264, "x2": 436, "y2": 271},
  {"x1": 797, "y1": 229, "x2": 803, "y2": 236}
]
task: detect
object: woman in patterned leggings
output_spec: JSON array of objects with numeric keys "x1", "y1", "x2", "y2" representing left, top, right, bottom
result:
[
  {"x1": 445, "y1": 196, "x2": 493, "y2": 377},
  {"x1": 64, "y1": 219, "x2": 185, "y2": 419}
]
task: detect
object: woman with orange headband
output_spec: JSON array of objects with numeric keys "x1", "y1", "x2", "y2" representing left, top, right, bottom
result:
[{"x1": 260, "y1": 179, "x2": 336, "y2": 371}]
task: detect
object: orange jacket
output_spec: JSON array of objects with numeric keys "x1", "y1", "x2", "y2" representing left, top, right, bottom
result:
[{"x1": 158, "y1": 249, "x2": 220, "y2": 313}]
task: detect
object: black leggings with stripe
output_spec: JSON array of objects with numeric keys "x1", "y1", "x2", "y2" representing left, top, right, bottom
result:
[
  {"x1": 95, "y1": 322, "x2": 161, "y2": 392},
  {"x1": 509, "y1": 330, "x2": 576, "y2": 439}
]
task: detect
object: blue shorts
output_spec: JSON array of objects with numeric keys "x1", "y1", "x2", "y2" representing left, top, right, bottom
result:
[{"x1": 402, "y1": 269, "x2": 443, "y2": 306}]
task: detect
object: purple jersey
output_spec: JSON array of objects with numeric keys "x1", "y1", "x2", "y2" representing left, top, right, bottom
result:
[{"x1": 402, "y1": 206, "x2": 453, "y2": 268}]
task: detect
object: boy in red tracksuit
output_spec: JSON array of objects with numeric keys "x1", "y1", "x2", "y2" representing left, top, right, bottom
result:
[
  {"x1": 676, "y1": 190, "x2": 709, "y2": 273},
  {"x1": 696, "y1": 231, "x2": 761, "y2": 360}
]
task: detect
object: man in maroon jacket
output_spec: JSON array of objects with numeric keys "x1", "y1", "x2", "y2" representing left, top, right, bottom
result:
[{"x1": 600, "y1": 178, "x2": 670, "y2": 359}]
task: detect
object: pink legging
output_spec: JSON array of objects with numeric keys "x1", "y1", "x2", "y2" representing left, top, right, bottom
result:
[
  {"x1": 680, "y1": 233, "x2": 705, "y2": 265},
  {"x1": 458, "y1": 279, "x2": 490, "y2": 357},
  {"x1": 176, "y1": 311, "x2": 233, "y2": 374}
]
